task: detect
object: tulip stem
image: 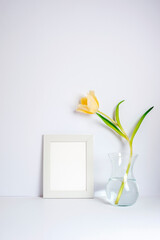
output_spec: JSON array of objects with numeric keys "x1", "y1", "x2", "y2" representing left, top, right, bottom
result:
[{"x1": 97, "y1": 110, "x2": 117, "y2": 125}]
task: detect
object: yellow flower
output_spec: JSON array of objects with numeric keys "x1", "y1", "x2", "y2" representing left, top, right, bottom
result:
[{"x1": 76, "y1": 91, "x2": 99, "y2": 114}]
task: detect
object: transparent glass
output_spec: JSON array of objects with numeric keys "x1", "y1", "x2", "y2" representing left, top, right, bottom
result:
[{"x1": 106, "y1": 152, "x2": 139, "y2": 207}]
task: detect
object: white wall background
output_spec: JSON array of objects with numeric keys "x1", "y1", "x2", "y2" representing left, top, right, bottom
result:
[{"x1": 0, "y1": 0, "x2": 159, "y2": 197}]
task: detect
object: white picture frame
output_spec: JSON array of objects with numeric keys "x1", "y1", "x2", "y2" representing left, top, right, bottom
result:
[{"x1": 43, "y1": 135, "x2": 93, "y2": 198}]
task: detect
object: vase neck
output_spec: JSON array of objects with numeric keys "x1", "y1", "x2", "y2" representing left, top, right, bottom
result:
[{"x1": 108, "y1": 152, "x2": 138, "y2": 179}]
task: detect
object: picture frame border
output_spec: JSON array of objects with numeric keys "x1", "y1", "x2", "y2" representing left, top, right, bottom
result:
[{"x1": 43, "y1": 135, "x2": 93, "y2": 198}]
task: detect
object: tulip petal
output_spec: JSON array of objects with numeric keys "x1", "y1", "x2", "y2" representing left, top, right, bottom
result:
[
  {"x1": 87, "y1": 95, "x2": 99, "y2": 113},
  {"x1": 81, "y1": 97, "x2": 87, "y2": 105},
  {"x1": 76, "y1": 104, "x2": 93, "y2": 114},
  {"x1": 89, "y1": 91, "x2": 99, "y2": 107}
]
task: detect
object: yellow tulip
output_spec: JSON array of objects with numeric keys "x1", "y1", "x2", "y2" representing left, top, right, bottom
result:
[{"x1": 76, "y1": 91, "x2": 99, "y2": 114}]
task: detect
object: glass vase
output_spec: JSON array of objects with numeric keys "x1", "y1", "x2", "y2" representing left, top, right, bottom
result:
[{"x1": 106, "y1": 152, "x2": 139, "y2": 207}]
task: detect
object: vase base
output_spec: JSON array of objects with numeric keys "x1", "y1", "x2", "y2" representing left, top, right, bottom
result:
[{"x1": 106, "y1": 177, "x2": 139, "y2": 207}]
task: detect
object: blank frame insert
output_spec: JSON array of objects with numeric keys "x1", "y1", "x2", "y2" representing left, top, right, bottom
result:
[
  {"x1": 50, "y1": 142, "x2": 86, "y2": 191},
  {"x1": 43, "y1": 135, "x2": 93, "y2": 198}
]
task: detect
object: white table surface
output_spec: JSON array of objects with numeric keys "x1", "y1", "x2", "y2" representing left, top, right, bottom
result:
[{"x1": 0, "y1": 196, "x2": 160, "y2": 240}]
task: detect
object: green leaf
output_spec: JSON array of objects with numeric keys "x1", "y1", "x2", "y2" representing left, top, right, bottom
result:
[
  {"x1": 96, "y1": 113, "x2": 127, "y2": 139},
  {"x1": 115, "y1": 100, "x2": 125, "y2": 131},
  {"x1": 130, "y1": 106, "x2": 154, "y2": 145}
]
